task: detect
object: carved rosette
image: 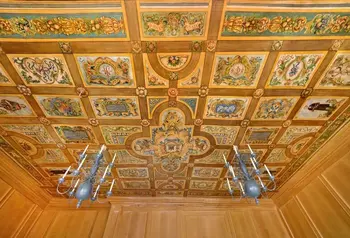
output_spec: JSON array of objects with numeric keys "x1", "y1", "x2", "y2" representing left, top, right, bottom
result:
[
  {"x1": 194, "y1": 119, "x2": 203, "y2": 126},
  {"x1": 253, "y1": 88, "x2": 264, "y2": 99},
  {"x1": 240, "y1": 119, "x2": 250, "y2": 128},
  {"x1": 268, "y1": 144, "x2": 276, "y2": 150},
  {"x1": 192, "y1": 41, "x2": 202, "y2": 52},
  {"x1": 187, "y1": 163, "x2": 194, "y2": 168},
  {"x1": 330, "y1": 39, "x2": 344, "y2": 51},
  {"x1": 141, "y1": 119, "x2": 150, "y2": 127},
  {"x1": 169, "y1": 72, "x2": 178, "y2": 81},
  {"x1": 168, "y1": 88, "x2": 178, "y2": 98},
  {"x1": 76, "y1": 87, "x2": 89, "y2": 97},
  {"x1": 88, "y1": 118, "x2": 99, "y2": 127},
  {"x1": 147, "y1": 163, "x2": 154, "y2": 168},
  {"x1": 136, "y1": 87, "x2": 148, "y2": 97},
  {"x1": 301, "y1": 87, "x2": 313, "y2": 98},
  {"x1": 168, "y1": 101, "x2": 177, "y2": 107},
  {"x1": 198, "y1": 86, "x2": 209, "y2": 97},
  {"x1": 282, "y1": 120, "x2": 292, "y2": 128},
  {"x1": 271, "y1": 40, "x2": 283, "y2": 51},
  {"x1": 131, "y1": 41, "x2": 142, "y2": 53},
  {"x1": 58, "y1": 42, "x2": 72, "y2": 53},
  {"x1": 17, "y1": 85, "x2": 32, "y2": 96},
  {"x1": 39, "y1": 117, "x2": 51, "y2": 126},
  {"x1": 146, "y1": 41, "x2": 157, "y2": 53},
  {"x1": 206, "y1": 40, "x2": 217, "y2": 52}
]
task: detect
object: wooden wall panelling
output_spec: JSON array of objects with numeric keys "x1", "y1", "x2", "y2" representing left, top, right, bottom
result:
[
  {"x1": 145, "y1": 209, "x2": 178, "y2": 238},
  {"x1": 296, "y1": 177, "x2": 350, "y2": 237},
  {"x1": 322, "y1": 154, "x2": 350, "y2": 208},
  {"x1": 280, "y1": 197, "x2": 318, "y2": 238}
]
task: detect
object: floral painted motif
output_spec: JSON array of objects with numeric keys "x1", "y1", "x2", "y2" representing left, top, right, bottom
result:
[
  {"x1": 133, "y1": 109, "x2": 209, "y2": 173},
  {"x1": 76, "y1": 55, "x2": 135, "y2": 87},
  {"x1": 35, "y1": 96, "x2": 86, "y2": 118},
  {"x1": 253, "y1": 97, "x2": 298, "y2": 120},
  {"x1": 194, "y1": 149, "x2": 230, "y2": 164},
  {"x1": 101, "y1": 126, "x2": 142, "y2": 145},
  {"x1": 317, "y1": 53, "x2": 350, "y2": 88},
  {"x1": 178, "y1": 97, "x2": 198, "y2": 118},
  {"x1": 10, "y1": 55, "x2": 73, "y2": 86},
  {"x1": 211, "y1": 53, "x2": 267, "y2": 87},
  {"x1": 155, "y1": 180, "x2": 185, "y2": 189},
  {"x1": 1, "y1": 125, "x2": 54, "y2": 143},
  {"x1": 156, "y1": 191, "x2": 184, "y2": 196},
  {"x1": 35, "y1": 149, "x2": 69, "y2": 164},
  {"x1": 11, "y1": 136, "x2": 37, "y2": 156},
  {"x1": 141, "y1": 11, "x2": 207, "y2": 37},
  {"x1": 122, "y1": 181, "x2": 150, "y2": 189},
  {"x1": 189, "y1": 180, "x2": 217, "y2": 190},
  {"x1": 205, "y1": 97, "x2": 250, "y2": 120},
  {"x1": 147, "y1": 97, "x2": 168, "y2": 118},
  {"x1": 53, "y1": 125, "x2": 97, "y2": 144},
  {"x1": 0, "y1": 95, "x2": 35, "y2": 117},
  {"x1": 0, "y1": 64, "x2": 13, "y2": 85},
  {"x1": 242, "y1": 127, "x2": 280, "y2": 145},
  {"x1": 222, "y1": 12, "x2": 350, "y2": 36},
  {"x1": 267, "y1": 53, "x2": 324, "y2": 88},
  {"x1": 158, "y1": 53, "x2": 190, "y2": 71},
  {"x1": 265, "y1": 149, "x2": 291, "y2": 163},
  {"x1": 117, "y1": 168, "x2": 149, "y2": 178},
  {"x1": 200, "y1": 126, "x2": 239, "y2": 145},
  {"x1": 0, "y1": 13, "x2": 126, "y2": 38},
  {"x1": 110, "y1": 150, "x2": 147, "y2": 164},
  {"x1": 278, "y1": 126, "x2": 321, "y2": 144},
  {"x1": 295, "y1": 97, "x2": 347, "y2": 120},
  {"x1": 290, "y1": 137, "x2": 312, "y2": 155},
  {"x1": 90, "y1": 96, "x2": 140, "y2": 118},
  {"x1": 144, "y1": 55, "x2": 169, "y2": 88},
  {"x1": 192, "y1": 167, "x2": 222, "y2": 178}
]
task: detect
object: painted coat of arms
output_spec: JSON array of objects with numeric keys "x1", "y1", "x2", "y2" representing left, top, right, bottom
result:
[
  {"x1": 76, "y1": 55, "x2": 135, "y2": 87},
  {"x1": 317, "y1": 53, "x2": 350, "y2": 88},
  {"x1": 133, "y1": 109, "x2": 209, "y2": 173},
  {"x1": 35, "y1": 96, "x2": 86, "y2": 118},
  {"x1": 267, "y1": 53, "x2": 324, "y2": 88},
  {"x1": 9, "y1": 55, "x2": 73, "y2": 86},
  {"x1": 141, "y1": 11, "x2": 207, "y2": 37},
  {"x1": 211, "y1": 53, "x2": 267, "y2": 87},
  {"x1": 205, "y1": 97, "x2": 250, "y2": 120},
  {"x1": 90, "y1": 97, "x2": 140, "y2": 118}
]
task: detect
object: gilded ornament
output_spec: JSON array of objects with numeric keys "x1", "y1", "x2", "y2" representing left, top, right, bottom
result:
[
  {"x1": 240, "y1": 119, "x2": 250, "y2": 128},
  {"x1": 330, "y1": 39, "x2": 344, "y2": 51},
  {"x1": 58, "y1": 42, "x2": 72, "y2": 53},
  {"x1": 301, "y1": 87, "x2": 313, "y2": 98},
  {"x1": 56, "y1": 143, "x2": 66, "y2": 149},
  {"x1": 141, "y1": 119, "x2": 150, "y2": 127},
  {"x1": 168, "y1": 101, "x2": 177, "y2": 107},
  {"x1": 198, "y1": 86, "x2": 209, "y2": 97},
  {"x1": 131, "y1": 41, "x2": 142, "y2": 53},
  {"x1": 206, "y1": 40, "x2": 217, "y2": 52},
  {"x1": 194, "y1": 119, "x2": 203, "y2": 126},
  {"x1": 39, "y1": 117, "x2": 51, "y2": 126},
  {"x1": 168, "y1": 88, "x2": 178, "y2": 98},
  {"x1": 271, "y1": 40, "x2": 283, "y2": 51},
  {"x1": 17, "y1": 85, "x2": 32, "y2": 96},
  {"x1": 146, "y1": 41, "x2": 157, "y2": 53},
  {"x1": 192, "y1": 41, "x2": 202, "y2": 52},
  {"x1": 88, "y1": 118, "x2": 99, "y2": 127},
  {"x1": 136, "y1": 87, "x2": 147, "y2": 97},
  {"x1": 169, "y1": 72, "x2": 178, "y2": 81},
  {"x1": 76, "y1": 87, "x2": 89, "y2": 97},
  {"x1": 282, "y1": 120, "x2": 292, "y2": 128},
  {"x1": 253, "y1": 88, "x2": 264, "y2": 98}
]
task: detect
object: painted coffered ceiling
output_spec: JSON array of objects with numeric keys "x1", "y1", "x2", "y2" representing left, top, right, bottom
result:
[{"x1": 0, "y1": 0, "x2": 349, "y2": 199}]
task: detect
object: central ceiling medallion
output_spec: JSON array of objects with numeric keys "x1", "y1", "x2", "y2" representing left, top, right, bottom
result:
[{"x1": 132, "y1": 108, "x2": 209, "y2": 173}]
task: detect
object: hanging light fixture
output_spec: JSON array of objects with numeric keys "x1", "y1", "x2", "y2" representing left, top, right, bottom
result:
[
  {"x1": 57, "y1": 144, "x2": 116, "y2": 208},
  {"x1": 223, "y1": 145, "x2": 276, "y2": 204}
]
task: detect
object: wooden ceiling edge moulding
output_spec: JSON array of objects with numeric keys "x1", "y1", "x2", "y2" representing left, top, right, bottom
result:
[
  {"x1": 0, "y1": 150, "x2": 52, "y2": 209},
  {"x1": 272, "y1": 122, "x2": 350, "y2": 207}
]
